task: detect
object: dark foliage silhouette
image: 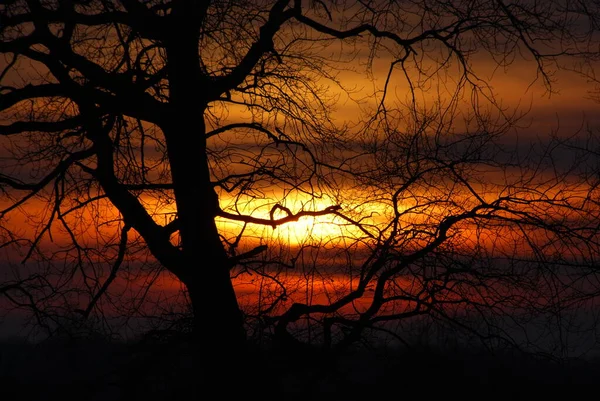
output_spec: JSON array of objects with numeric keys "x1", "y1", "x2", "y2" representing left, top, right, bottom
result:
[{"x1": 2, "y1": 0, "x2": 600, "y2": 393}]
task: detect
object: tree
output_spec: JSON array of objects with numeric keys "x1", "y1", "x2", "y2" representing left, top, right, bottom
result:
[{"x1": 2, "y1": 0, "x2": 600, "y2": 388}]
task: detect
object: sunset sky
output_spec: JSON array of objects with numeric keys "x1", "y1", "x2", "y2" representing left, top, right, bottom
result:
[
  {"x1": 3, "y1": 2, "x2": 600, "y2": 356},
  {"x1": 2, "y1": 50, "x2": 599, "y2": 254}
]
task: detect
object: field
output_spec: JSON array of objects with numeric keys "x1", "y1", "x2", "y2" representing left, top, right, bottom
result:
[{"x1": 2, "y1": 333, "x2": 599, "y2": 400}]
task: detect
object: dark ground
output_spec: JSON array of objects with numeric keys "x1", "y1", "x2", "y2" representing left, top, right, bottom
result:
[{"x1": 1, "y1": 333, "x2": 599, "y2": 400}]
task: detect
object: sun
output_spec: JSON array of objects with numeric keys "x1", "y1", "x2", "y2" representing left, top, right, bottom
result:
[
  {"x1": 142, "y1": 189, "x2": 388, "y2": 247},
  {"x1": 215, "y1": 192, "x2": 351, "y2": 246},
  {"x1": 266, "y1": 213, "x2": 346, "y2": 245}
]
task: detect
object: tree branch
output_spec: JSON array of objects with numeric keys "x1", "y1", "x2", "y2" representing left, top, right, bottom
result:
[
  {"x1": 228, "y1": 244, "x2": 269, "y2": 268},
  {"x1": 213, "y1": 0, "x2": 295, "y2": 98},
  {"x1": 1, "y1": 84, "x2": 67, "y2": 112},
  {"x1": 79, "y1": 224, "x2": 131, "y2": 319},
  {"x1": 0, "y1": 117, "x2": 84, "y2": 135},
  {"x1": 218, "y1": 204, "x2": 342, "y2": 229}
]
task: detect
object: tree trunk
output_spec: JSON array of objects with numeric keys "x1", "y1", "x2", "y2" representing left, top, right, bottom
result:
[
  {"x1": 162, "y1": 111, "x2": 246, "y2": 351},
  {"x1": 162, "y1": 10, "x2": 247, "y2": 391}
]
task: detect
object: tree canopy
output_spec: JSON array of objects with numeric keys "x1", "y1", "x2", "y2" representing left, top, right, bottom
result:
[{"x1": 2, "y1": 1, "x2": 600, "y2": 380}]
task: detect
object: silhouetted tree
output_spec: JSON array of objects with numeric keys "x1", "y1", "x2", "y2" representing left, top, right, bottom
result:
[{"x1": 2, "y1": 0, "x2": 600, "y2": 389}]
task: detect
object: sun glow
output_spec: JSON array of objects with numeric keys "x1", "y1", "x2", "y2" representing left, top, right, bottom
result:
[
  {"x1": 4, "y1": 175, "x2": 593, "y2": 261},
  {"x1": 215, "y1": 191, "x2": 375, "y2": 247}
]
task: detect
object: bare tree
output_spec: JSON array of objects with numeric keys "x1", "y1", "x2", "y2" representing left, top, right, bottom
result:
[{"x1": 2, "y1": 0, "x2": 600, "y2": 388}]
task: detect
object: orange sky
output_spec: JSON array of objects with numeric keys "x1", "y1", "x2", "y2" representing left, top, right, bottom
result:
[{"x1": 2, "y1": 16, "x2": 600, "y2": 332}]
